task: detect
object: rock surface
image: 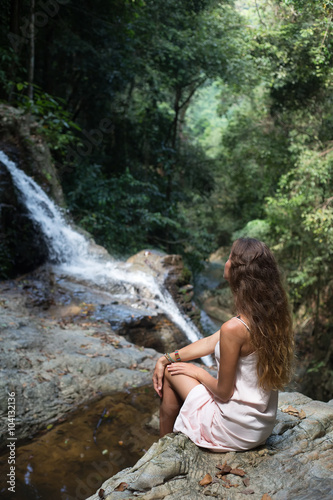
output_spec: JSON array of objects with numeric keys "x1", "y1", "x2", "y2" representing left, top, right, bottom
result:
[
  {"x1": 87, "y1": 392, "x2": 333, "y2": 500},
  {"x1": 0, "y1": 275, "x2": 161, "y2": 447},
  {"x1": 127, "y1": 250, "x2": 202, "y2": 330}
]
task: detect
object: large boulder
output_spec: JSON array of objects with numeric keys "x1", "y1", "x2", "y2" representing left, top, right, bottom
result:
[
  {"x1": 127, "y1": 250, "x2": 202, "y2": 332},
  {"x1": 0, "y1": 162, "x2": 49, "y2": 276},
  {"x1": 87, "y1": 392, "x2": 333, "y2": 500}
]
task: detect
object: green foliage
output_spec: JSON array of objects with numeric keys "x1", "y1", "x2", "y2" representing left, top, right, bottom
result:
[
  {"x1": 48, "y1": 0, "x2": 246, "y2": 266},
  {"x1": 232, "y1": 219, "x2": 270, "y2": 241},
  {"x1": 1, "y1": 0, "x2": 332, "y2": 398},
  {"x1": 179, "y1": 267, "x2": 193, "y2": 286},
  {"x1": 11, "y1": 82, "x2": 81, "y2": 156},
  {"x1": 192, "y1": 83, "x2": 293, "y2": 244},
  {"x1": 307, "y1": 360, "x2": 326, "y2": 374},
  {"x1": 184, "y1": 80, "x2": 227, "y2": 158},
  {"x1": 266, "y1": 149, "x2": 333, "y2": 306},
  {"x1": 0, "y1": 47, "x2": 22, "y2": 98},
  {"x1": 1, "y1": 0, "x2": 333, "y2": 328},
  {"x1": 194, "y1": 0, "x2": 333, "y2": 319}
]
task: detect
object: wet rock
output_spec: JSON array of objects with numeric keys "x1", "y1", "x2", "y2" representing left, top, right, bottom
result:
[
  {"x1": 200, "y1": 293, "x2": 233, "y2": 324},
  {"x1": 87, "y1": 392, "x2": 333, "y2": 500},
  {"x1": 0, "y1": 280, "x2": 161, "y2": 447},
  {"x1": 128, "y1": 250, "x2": 202, "y2": 330},
  {"x1": 0, "y1": 104, "x2": 65, "y2": 278},
  {"x1": 117, "y1": 315, "x2": 188, "y2": 353},
  {"x1": 0, "y1": 162, "x2": 49, "y2": 276}
]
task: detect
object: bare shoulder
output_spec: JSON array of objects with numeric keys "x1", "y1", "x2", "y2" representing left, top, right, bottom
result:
[{"x1": 220, "y1": 317, "x2": 250, "y2": 346}]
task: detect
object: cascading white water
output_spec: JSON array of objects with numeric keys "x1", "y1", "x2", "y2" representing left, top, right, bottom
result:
[
  {"x1": 1, "y1": 151, "x2": 213, "y2": 365},
  {"x1": 1, "y1": 152, "x2": 89, "y2": 264}
]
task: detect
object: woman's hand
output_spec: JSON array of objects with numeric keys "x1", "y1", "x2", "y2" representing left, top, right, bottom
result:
[
  {"x1": 167, "y1": 362, "x2": 203, "y2": 381},
  {"x1": 153, "y1": 356, "x2": 168, "y2": 398}
]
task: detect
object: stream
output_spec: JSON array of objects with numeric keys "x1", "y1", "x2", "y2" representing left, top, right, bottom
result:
[{"x1": 0, "y1": 386, "x2": 159, "y2": 500}]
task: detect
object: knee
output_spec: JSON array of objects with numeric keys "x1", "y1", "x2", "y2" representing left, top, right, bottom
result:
[{"x1": 164, "y1": 365, "x2": 172, "y2": 383}]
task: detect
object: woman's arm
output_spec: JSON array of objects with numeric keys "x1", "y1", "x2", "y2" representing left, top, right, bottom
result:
[
  {"x1": 153, "y1": 329, "x2": 220, "y2": 397},
  {"x1": 171, "y1": 329, "x2": 221, "y2": 361},
  {"x1": 167, "y1": 321, "x2": 245, "y2": 402}
]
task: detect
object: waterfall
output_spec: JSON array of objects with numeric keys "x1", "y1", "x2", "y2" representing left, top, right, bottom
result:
[{"x1": 1, "y1": 151, "x2": 213, "y2": 365}]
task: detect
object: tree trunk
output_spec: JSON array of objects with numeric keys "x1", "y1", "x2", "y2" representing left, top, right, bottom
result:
[
  {"x1": 28, "y1": 0, "x2": 35, "y2": 102},
  {"x1": 9, "y1": 0, "x2": 21, "y2": 36},
  {"x1": 6, "y1": 0, "x2": 22, "y2": 101}
]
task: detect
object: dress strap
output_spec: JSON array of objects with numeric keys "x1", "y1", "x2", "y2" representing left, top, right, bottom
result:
[{"x1": 235, "y1": 315, "x2": 251, "y2": 332}]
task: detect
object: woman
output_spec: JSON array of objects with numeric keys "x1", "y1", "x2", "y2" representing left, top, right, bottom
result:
[{"x1": 153, "y1": 238, "x2": 294, "y2": 451}]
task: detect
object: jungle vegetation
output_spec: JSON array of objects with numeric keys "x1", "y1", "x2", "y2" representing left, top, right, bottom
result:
[{"x1": 1, "y1": 0, "x2": 332, "y2": 393}]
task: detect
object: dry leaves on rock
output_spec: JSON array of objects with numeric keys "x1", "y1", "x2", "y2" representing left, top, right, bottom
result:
[
  {"x1": 216, "y1": 462, "x2": 246, "y2": 478},
  {"x1": 114, "y1": 482, "x2": 128, "y2": 491},
  {"x1": 200, "y1": 462, "x2": 249, "y2": 491},
  {"x1": 216, "y1": 463, "x2": 231, "y2": 474},
  {"x1": 199, "y1": 473, "x2": 212, "y2": 486},
  {"x1": 281, "y1": 405, "x2": 306, "y2": 419},
  {"x1": 261, "y1": 494, "x2": 273, "y2": 500},
  {"x1": 230, "y1": 468, "x2": 246, "y2": 477}
]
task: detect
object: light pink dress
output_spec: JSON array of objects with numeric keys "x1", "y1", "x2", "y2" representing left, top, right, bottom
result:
[{"x1": 173, "y1": 319, "x2": 278, "y2": 452}]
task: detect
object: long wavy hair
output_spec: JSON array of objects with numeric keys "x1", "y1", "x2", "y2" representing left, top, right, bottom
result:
[{"x1": 228, "y1": 238, "x2": 294, "y2": 390}]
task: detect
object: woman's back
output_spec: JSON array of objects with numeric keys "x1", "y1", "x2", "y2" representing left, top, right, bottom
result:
[{"x1": 173, "y1": 316, "x2": 278, "y2": 452}]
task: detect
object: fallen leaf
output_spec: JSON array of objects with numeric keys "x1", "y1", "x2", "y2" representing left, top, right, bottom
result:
[
  {"x1": 281, "y1": 405, "x2": 305, "y2": 419},
  {"x1": 114, "y1": 482, "x2": 128, "y2": 491},
  {"x1": 243, "y1": 478, "x2": 250, "y2": 487},
  {"x1": 230, "y1": 468, "x2": 246, "y2": 477},
  {"x1": 261, "y1": 495, "x2": 273, "y2": 500},
  {"x1": 98, "y1": 488, "x2": 105, "y2": 499},
  {"x1": 216, "y1": 462, "x2": 232, "y2": 474},
  {"x1": 241, "y1": 488, "x2": 255, "y2": 495},
  {"x1": 199, "y1": 473, "x2": 212, "y2": 486}
]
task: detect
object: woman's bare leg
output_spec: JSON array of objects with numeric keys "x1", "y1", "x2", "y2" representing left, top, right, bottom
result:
[{"x1": 160, "y1": 367, "x2": 200, "y2": 437}]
